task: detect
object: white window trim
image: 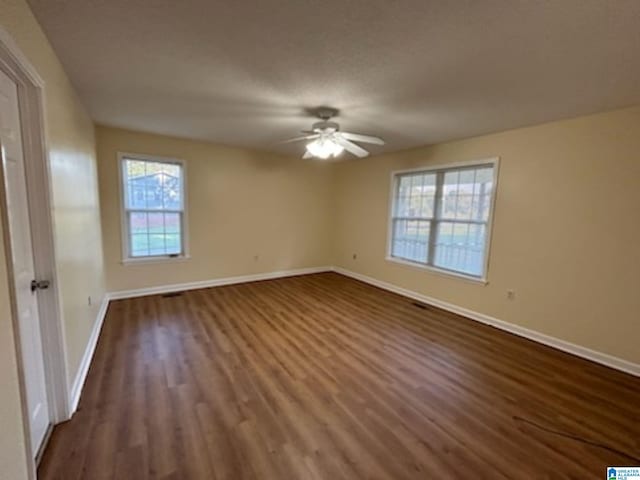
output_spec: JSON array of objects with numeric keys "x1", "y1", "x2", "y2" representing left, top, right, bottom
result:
[
  {"x1": 385, "y1": 157, "x2": 500, "y2": 284},
  {"x1": 117, "y1": 152, "x2": 190, "y2": 265}
]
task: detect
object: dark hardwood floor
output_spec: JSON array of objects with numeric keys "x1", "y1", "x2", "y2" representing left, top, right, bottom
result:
[{"x1": 39, "y1": 272, "x2": 640, "y2": 479}]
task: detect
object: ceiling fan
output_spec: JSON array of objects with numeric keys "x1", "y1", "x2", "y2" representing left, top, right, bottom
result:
[{"x1": 282, "y1": 107, "x2": 384, "y2": 159}]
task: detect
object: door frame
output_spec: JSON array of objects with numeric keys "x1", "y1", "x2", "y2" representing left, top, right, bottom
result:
[{"x1": 0, "y1": 24, "x2": 71, "y2": 472}]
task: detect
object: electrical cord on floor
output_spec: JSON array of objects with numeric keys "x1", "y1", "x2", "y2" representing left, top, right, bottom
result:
[{"x1": 512, "y1": 415, "x2": 640, "y2": 464}]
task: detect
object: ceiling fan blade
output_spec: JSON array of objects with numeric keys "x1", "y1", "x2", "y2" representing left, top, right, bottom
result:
[
  {"x1": 302, "y1": 150, "x2": 313, "y2": 159},
  {"x1": 279, "y1": 134, "x2": 319, "y2": 144},
  {"x1": 340, "y1": 132, "x2": 385, "y2": 145},
  {"x1": 334, "y1": 136, "x2": 369, "y2": 158}
]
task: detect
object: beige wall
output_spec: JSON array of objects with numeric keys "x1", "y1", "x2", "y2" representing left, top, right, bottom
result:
[
  {"x1": 333, "y1": 105, "x2": 640, "y2": 365},
  {"x1": 97, "y1": 126, "x2": 333, "y2": 292},
  {"x1": 1, "y1": 0, "x2": 105, "y2": 477}
]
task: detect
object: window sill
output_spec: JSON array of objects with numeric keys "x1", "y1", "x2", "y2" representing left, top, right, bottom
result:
[
  {"x1": 121, "y1": 255, "x2": 191, "y2": 266},
  {"x1": 385, "y1": 256, "x2": 488, "y2": 285}
]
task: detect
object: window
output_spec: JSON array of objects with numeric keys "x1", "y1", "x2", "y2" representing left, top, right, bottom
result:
[
  {"x1": 120, "y1": 154, "x2": 187, "y2": 261},
  {"x1": 388, "y1": 160, "x2": 497, "y2": 280}
]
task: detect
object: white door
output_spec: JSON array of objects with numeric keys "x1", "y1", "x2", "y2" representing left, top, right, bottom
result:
[{"x1": 0, "y1": 68, "x2": 51, "y2": 456}]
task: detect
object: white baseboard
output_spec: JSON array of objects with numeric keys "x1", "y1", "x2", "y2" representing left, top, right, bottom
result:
[
  {"x1": 69, "y1": 294, "x2": 110, "y2": 414},
  {"x1": 332, "y1": 266, "x2": 640, "y2": 377},
  {"x1": 108, "y1": 266, "x2": 332, "y2": 300}
]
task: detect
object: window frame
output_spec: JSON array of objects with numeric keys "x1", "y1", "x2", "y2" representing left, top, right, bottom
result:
[
  {"x1": 386, "y1": 157, "x2": 499, "y2": 284},
  {"x1": 117, "y1": 152, "x2": 190, "y2": 265}
]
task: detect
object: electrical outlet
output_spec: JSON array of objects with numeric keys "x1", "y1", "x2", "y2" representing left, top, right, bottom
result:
[{"x1": 507, "y1": 290, "x2": 516, "y2": 300}]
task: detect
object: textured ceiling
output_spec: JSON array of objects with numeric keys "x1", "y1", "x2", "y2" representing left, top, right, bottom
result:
[{"x1": 27, "y1": 0, "x2": 640, "y2": 157}]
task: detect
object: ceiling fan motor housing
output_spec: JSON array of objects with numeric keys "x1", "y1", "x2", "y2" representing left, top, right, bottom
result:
[
  {"x1": 315, "y1": 106, "x2": 339, "y2": 120},
  {"x1": 312, "y1": 121, "x2": 339, "y2": 133}
]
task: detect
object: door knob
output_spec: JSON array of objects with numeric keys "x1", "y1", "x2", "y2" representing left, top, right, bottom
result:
[{"x1": 30, "y1": 280, "x2": 50, "y2": 292}]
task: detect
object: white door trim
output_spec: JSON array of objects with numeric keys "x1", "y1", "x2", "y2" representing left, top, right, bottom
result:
[{"x1": 0, "y1": 24, "x2": 70, "y2": 475}]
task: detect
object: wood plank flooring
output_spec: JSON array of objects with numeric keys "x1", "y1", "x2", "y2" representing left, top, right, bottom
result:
[{"x1": 39, "y1": 273, "x2": 640, "y2": 479}]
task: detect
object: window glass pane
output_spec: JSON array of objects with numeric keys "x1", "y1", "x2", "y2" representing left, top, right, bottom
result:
[
  {"x1": 396, "y1": 194, "x2": 409, "y2": 217},
  {"x1": 417, "y1": 174, "x2": 436, "y2": 218},
  {"x1": 455, "y1": 169, "x2": 476, "y2": 220},
  {"x1": 129, "y1": 212, "x2": 148, "y2": 234},
  {"x1": 395, "y1": 172, "x2": 436, "y2": 218},
  {"x1": 407, "y1": 176, "x2": 422, "y2": 217},
  {"x1": 164, "y1": 212, "x2": 180, "y2": 233},
  {"x1": 130, "y1": 185, "x2": 146, "y2": 209},
  {"x1": 439, "y1": 166, "x2": 493, "y2": 219},
  {"x1": 473, "y1": 167, "x2": 493, "y2": 221},
  {"x1": 398, "y1": 175, "x2": 412, "y2": 197},
  {"x1": 129, "y1": 212, "x2": 149, "y2": 257},
  {"x1": 148, "y1": 212, "x2": 165, "y2": 254},
  {"x1": 476, "y1": 167, "x2": 494, "y2": 189},
  {"x1": 148, "y1": 212, "x2": 164, "y2": 232},
  {"x1": 123, "y1": 158, "x2": 183, "y2": 211},
  {"x1": 130, "y1": 234, "x2": 150, "y2": 257},
  {"x1": 163, "y1": 174, "x2": 182, "y2": 210},
  {"x1": 165, "y1": 234, "x2": 181, "y2": 254},
  {"x1": 479, "y1": 194, "x2": 492, "y2": 222},
  {"x1": 441, "y1": 170, "x2": 460, "y2": 219},
  {"x1": 434, "y1": 221, "x2": 486, "y2": 276},
  {"x1": 124, "y1": 160, "x2": 147, "y2": 209},
  {"x1": 128, "y1": 211, "x2": 182, "y2": 257},
  {"x1": 125, "y1": 160, "x2": 147, "y2": 179},
  {"x1": 391, "y1": 219, "x2": 429, "y2": 263}
]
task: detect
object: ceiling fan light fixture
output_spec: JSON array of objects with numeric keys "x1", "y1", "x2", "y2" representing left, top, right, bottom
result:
[
  {"x1": 306, "y1": 136, "x2": 344, "y2": 159},
  {"x1": 283, "y1": 108, "x2": 384, "y2": 159}
]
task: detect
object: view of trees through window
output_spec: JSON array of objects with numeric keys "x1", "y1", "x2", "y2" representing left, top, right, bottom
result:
[
  {"x1": 390, "y1": 163, "x2": 495, "y2": 277},
  {"x1": 122, "y1": 158, "x2": 184, "y2": 258}
]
